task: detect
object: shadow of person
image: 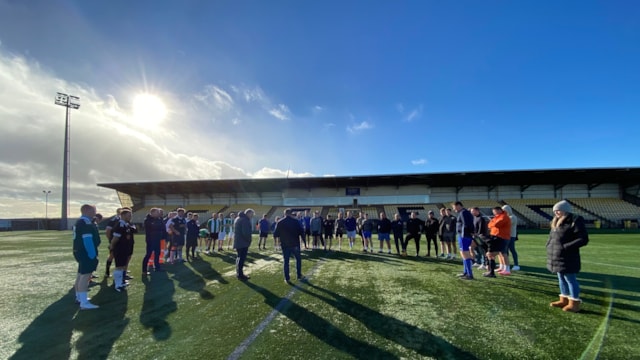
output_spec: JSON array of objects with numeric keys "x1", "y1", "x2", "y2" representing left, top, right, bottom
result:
[
  {"x1": 243, "y1": 281, "x2": 399, "y2": 359},
  {"x1": 10, "y1": 289, "x2": 77, "y2": 360},
  {"x1": 140, "y1": 271, "x2": 177, "y2": 340},
  {"x1": 166, "y1": 261, "x2": 215, "y2": 300},
  {"x1": 300, "y1": 282, "x2": 479, "y2": 360},
  {"x1": 190, "y1": 258, "x2": 229, "y2": 286},
  {"x1": 73, "y1": 279, "x2": 130, "y2": 360}
]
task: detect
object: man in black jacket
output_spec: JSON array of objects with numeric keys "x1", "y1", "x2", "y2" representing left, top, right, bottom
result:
[
  {"x1": 377, "y1": 212, "x2": 392, "y2": 254},
  {"x1": 274, "y1": 208, "x2": 306, "y2": 283},
  {"x1": 404, "y1": 212, "x2": 423, "y2": 257},
  {"x1": 424, "y1": 211, "x2": 439, "y2": 257}
]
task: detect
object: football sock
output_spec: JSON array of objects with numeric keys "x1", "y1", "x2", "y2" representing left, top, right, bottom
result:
[
  {"x1": 464, "y1": 259, "x2": 473, "y2": 277},
  {"x1": 489, "y1": 259, "x2": 496, "y2": 275}
]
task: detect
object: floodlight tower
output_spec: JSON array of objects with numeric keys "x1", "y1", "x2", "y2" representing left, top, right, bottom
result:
[{"x1": 55, "y1": 93, "x2": 80, "y2": 230}]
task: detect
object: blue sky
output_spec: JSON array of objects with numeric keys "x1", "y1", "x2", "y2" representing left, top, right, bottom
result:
[{"x1": 0, "y1": 0, "x2": 639, "y2": 216}]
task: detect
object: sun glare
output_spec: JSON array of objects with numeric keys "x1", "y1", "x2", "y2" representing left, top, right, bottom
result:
[{"x1": 132, "y1": 93, "x2": 167, "y2": 127}]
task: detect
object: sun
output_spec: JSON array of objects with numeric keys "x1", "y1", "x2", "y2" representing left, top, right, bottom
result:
[{"x1": 132, "y1": 93, "x2": 167, "y2": 127}]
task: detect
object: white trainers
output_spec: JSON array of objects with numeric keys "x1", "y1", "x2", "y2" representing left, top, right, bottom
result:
[
  {"x1": 511, "y1": 265, "x2": 520, "y2": 271},
  {"x1": 478, "y1": 264, "x2": 487, "y2": 270}
]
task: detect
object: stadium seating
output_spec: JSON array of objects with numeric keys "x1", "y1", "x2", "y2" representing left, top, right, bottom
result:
[
  {"x1": 568, "y1": 198, "x2": 640, "y2": 225},
  {"x1": 503, "y1": 199, "x2": 596, "y2": 227}
]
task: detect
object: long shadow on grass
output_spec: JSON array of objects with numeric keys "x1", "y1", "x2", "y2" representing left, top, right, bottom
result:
[
  {"x1": 243, "y1": 281, "x2": 398, "y2": 359},
  {"x1": 140, "y1": 271, "x2": 177, "y2": 340},
  {"x1": 73, "y1": 279, "x2": 129, "y2": 360},
  {"x1": 519, "y1": 265, "x2": 640, "y2": 318},
  {"x1": 166, "y1": 261, "x2": 215, "y2": 299},
  {"x1": 10, "y1": 289, "x2": 77, "y2": 360},
  {"x1": 190, "y1": 257, "x2": 229, "y2": 286},
  {"x1": 300, "y1": 282, "x2": 479, "y2": 360}
]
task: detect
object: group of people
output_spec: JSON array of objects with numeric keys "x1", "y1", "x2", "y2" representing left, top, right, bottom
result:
[{"x1": 72, "y1": 199, "x2": 589, "y2": 313}]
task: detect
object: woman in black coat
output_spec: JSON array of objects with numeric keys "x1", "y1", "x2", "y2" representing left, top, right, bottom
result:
[{"x1": 546, "y1": 200, "x2": 589, "y2": 312}]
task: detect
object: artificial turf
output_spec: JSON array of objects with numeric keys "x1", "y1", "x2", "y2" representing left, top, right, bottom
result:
[{"x1": 1, "y1": 230, "x2": 638, "y2": 359}]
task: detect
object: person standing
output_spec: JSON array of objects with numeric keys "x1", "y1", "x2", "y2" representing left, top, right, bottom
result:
[
  {"x1": 361, "y1": 213, "x2": 374, "y2": 253},
  {"x1": 547, "y1": 200, "x2": 589, "y2": 312},
  {"x1": 205, "y1": 212, "x2": 220, "y2": 254},
  {"x1": 377, "y1": 212, "x2": 392, "y2": 254},
  {"x1": 404, "y1": 212, "x2": 422, "y2": 256},
  {"x1": 186, "y1": 214, "x2": 200, "y2": 261},
  {"x1": 344, "y1": 211, "x2": 358, "y2": 250},
  {"x1": 453, "y1": 202, "x2": 475, "y2": 280},
  {"x1": 73, "y1": 204, "x2": 101, "y2": 309},
  {"x1": 143, "y1": 208, "x2": 165, "y2": 275},
  {"x1": 442, "y1": 208, "x2": 457, "y2": 259},
  {"x1": 502, "y1": 205, "x2": 520, "y2": 271},
  {"x1": 225, "y1": 213, "x2": 236, "y2": 250},
  {"x1": 272, "y1": 216, "x2": 281, "y2": 252},
  {"x1": 110, "y1": 209, "x2": 136, "y2": 292},
  {"x1": 274, "y1": 208, "x2": 306, "y2": 284},
  {"x1": 169, "y1": 208, "x2": 187, "y2": 263},
  {"x1": 216, "y1": 212, "x2": 226, "y2": 251},
  {"x1": 323, "y1": 214, "x2": 335, "y2": 251},
  {"x1": 234, "y1": 209, "x2": 254, "y2": 281},
  {"x1": 258, "y1": 214, "x2": 270, "y2": 250},
  {"x1": 471, "y1": 207, "x2": 489, "y2": 270},
  {"x1": 424, "y1": 211, "x2": 439, "y2": 257},
  {"x1": 391, "y1": 213, "x2": 404, "y2": 255},
  {"x1": 485, "y1": 207, "x2": 511, "y2": 278},
  {"x1": 104, "y1": 207, "x2": 122, "y2": 278},
  {"x1": 303, "y1": 210, "x2": 312, "y2": 248},
  {"x1": 334, "y1": 212, "x2": 346, "y2": 250},
  {"x1": 309, "y1": 211, "x2": 324, "y2": 250},
  {"x1": 437, "y1": 208, "x2": 447, "y2": 259},
  {"x1": 297, "y1": 212, "x2": 308, "y2": 249}
]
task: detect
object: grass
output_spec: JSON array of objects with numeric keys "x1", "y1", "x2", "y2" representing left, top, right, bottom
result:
[{"x1": 1, "y1": 231, "x2": 639, "y2": 359}]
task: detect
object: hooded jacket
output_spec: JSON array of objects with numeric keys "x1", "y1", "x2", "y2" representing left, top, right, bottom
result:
[
  {"x1": 546, "y1": 213, "x2": 589, "y2": 273},
  {"x1": 502, "y1": 205, "x2": 518, "y2": 239}
]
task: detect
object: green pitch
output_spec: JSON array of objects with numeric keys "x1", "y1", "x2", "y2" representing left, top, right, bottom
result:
[{"x1": 1, "y1": 231, "x2": 639, "y2": 359}]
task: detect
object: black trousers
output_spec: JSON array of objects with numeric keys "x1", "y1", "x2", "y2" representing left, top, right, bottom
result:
[
  {"x1": 425, "y1": 234, "x2": 438, "y2": 255},
  {"x1": 404, "y1": 233, "x2": 421, "y2": 254}
]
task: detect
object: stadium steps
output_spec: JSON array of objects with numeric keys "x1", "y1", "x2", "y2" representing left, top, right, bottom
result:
[
  {"x1": 623, "y1": 193, "x2": 640, "y2": 207},
  {"x1": 566, "y1": 200, "x2": 615, "y2": 228},
  {"x1": 500, "y1": 200, "x2": 537, "y2": 228},
  {"x1": 265, "y1": 206, "x2": 277, "y2": 220}
]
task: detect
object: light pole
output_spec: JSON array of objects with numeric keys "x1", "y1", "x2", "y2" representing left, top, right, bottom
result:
[
  {"x1": 43, "y1": 190, "x2": 51, "y2": 230},
  {"x1": 55, "y1": 92, "x2": 80, "y2": 231},
  {"x1": 43, "y1": 190, "x2": 51, "y2": 218}
]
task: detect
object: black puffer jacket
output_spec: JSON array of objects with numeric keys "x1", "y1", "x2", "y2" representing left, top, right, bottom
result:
[{"x1": 546, "y1": 213, "x2": 589, "y2": 274}]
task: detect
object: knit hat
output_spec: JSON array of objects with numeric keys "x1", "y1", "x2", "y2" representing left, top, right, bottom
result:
[{"x1": 552, "y1": 200, "x2": 572, "y2": 213}]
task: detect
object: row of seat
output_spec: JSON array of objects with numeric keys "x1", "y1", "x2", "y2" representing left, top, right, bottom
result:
[{"x1": 129, "y1": 198, "x2": 639, "y2": 228}]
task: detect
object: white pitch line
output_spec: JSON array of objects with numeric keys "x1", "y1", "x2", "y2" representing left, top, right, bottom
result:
[
  {"x1": 227, "y1": 257, "x2": 327, "y2": 360},
  {"x1": 582, "y1": 261, "x2": 640, "y2": 270}
]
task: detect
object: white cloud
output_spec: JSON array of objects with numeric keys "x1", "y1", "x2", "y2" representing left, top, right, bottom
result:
[
  {"x1": 250, "y1": 167, "x2": 314, "y2": 178},
  {"x1": 411, "y1": 158, "x2": 427, "y2": 165},
  {"x1": 0, "y1": 49, "x2": 307, "y2": 218},
  {"x1": 195, "y1": 85, "x2": 234, "y2": 111},
  {"x1": 347, "y1": 121, "x2": 373, "y2": 133},
  {"x1": 396, "y1": 103, "x2": 423, "y2": 122},
  {"x1": 269, "y1": 104, "x2": 290, "y2": 121},
  {"x1": 405, "y1": 105, "x2": 423, "y2": 122}
]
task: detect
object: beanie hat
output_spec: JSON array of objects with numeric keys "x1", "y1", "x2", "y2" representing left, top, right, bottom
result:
[{"x1": 553, "y1": 200, "x2": 572, "y2": 213}]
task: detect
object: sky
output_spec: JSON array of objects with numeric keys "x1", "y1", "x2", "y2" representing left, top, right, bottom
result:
[{"x1": 0, "y1": 0, "x2": 639, "y2": 218}]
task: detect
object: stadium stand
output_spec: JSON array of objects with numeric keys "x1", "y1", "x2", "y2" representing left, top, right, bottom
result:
[
  {"x1": 503, "y1": 199, "x2": 596, "y2": 227},
  {"x1": 569, "y1": 198, "x2": 640, "y2": 225}
]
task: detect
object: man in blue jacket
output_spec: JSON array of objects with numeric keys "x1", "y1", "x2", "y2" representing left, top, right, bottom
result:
[
  {"x1": 274, "y1": 208, "x2": 306, "y2": 283},
  {"x1": 73, "y1": 204, "x2": 101, "y2": 309},
  {"x1": 454, "y1": 201, "x2": 475, "y2": 280}
]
